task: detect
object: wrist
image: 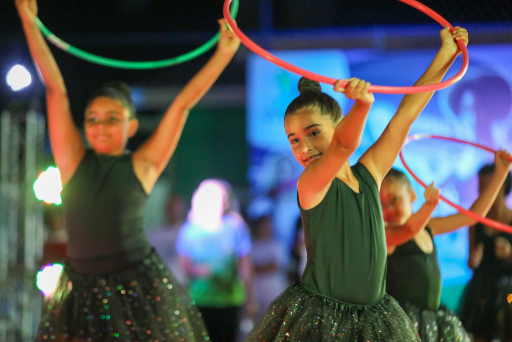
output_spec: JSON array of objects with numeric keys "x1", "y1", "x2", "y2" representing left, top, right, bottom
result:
[
  {"x1": 423, "y1": 201, "x2": 438, "y2": 211},
  {"x1": 214, "y1": 47, "x2": 236, "y2": 60},
  {"x1": 495, "y1": 167, "x2": 511, "y2": 176},
  {"x1": 22, "y1": 17, "x2": 37, "y2": 27},
  {"x1": 438, "y1": 45, "x2": 458, "y2": 59},
  {"x1": 355, "y1": 99, "x2": 373, "y2": 107}
]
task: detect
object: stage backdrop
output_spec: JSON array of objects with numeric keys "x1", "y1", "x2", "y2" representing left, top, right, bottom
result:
[{"x1": 246, "y1": 44, "x2": 512, "y2": 311}]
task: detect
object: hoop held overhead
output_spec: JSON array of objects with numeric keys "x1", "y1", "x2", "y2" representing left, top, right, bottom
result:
[
  {"x1": 400, "y1": 134, "x2": 512, "y2": 233},
  {"x1": 36, "y1": 0, "x2": 239, "y2": 69},
  {"x1": 223, "y1": 0, "x2": 468, "y2": 94}
]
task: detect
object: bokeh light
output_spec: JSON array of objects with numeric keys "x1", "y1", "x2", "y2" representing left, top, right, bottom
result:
[
  {"x1": 190, "y1": 180, "x2": 225, "y2": 230},
  {"x1": 33, "y1": 166, "x2": 63, "y2": 205},
  {"x1": 36, "y1": 263, "x2": 64, "y2": 297},
  {"x1": 6, "y1": 64, "x2": 32, "y2": 91}
]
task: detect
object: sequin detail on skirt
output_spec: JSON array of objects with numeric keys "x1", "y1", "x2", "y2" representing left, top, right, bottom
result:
[
  {"x1": 398, "y1": 301, "x2": 469, "y2": 342},
  {"x1": 459, "y1": 274, "x2": 512, "y2": 341},
  {"x1": 36, "y1": 250, "x2": 208, "y2": 342},
  {"x1": 245, "y1": 283, "x2": 420, "y2": 342}
]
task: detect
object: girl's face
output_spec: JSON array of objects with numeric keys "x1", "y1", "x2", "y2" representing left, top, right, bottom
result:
[
  {"x1": 84, "y1": 97, "x2": 138, "y2": 155},
  {"x1": 380, "y1": 180, "x2": 416, "y2": 227},
  {"x1": 284, "y1": 109, "x2": 336, "y2": 168}
]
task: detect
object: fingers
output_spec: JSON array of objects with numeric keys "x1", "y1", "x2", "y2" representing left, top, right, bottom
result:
[
  {"x1": 334, "y1": 78, "x2": 356, "y2": 93},
  {"x1": 424, "y1": 182, "x2": 441, "y2": 204},
  {"x1": 344, "y1": 78, "x2": 370, "y2": 98},
  {"x1": 498, "y1": 149, "x2": 512, "y2": 161},
  {"x1": 218, "y1": 19, "x2": 228, "y2": 31},
  {"x1": 362, "y1": 81, "x2": 371, "y2": 96},
  {"x1": 452, "y1": 26, "x2": 469, "y2": 45},
  {"x1": 352, "y1": 79, "x2": 366, "y2": 97},
  {"x1": 219, "y1": 18, "x2": 237, "y2": 32},
  {"x1": 218, "y1": 19, "x2": 238, "y2": 41},
  {"x1": 333, "y1": 80, "x2": 346, "y2": 93}
]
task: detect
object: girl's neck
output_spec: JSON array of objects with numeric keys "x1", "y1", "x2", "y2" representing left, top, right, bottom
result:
[
  {"x1": 335, "y1": 163, "x2": 354, "y2": 180},
  {"x1": 94, "y1": 149, "x2": 126, "y2": 156}
]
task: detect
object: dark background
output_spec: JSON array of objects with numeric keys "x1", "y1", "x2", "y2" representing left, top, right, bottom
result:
[{"x1": 1, "y1": 0, "x2": 512, "y2": 196}]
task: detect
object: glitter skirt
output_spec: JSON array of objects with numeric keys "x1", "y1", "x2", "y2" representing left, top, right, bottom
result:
[
  {"x1": 244, "y1": 283, "x2": 420, "y2": 342},
  {"x1": 398, "y1": 301, "x2": 469, "y2": 342},
  {"x1": 36, "y1": 250, "x2": 208, "y2": 342},
  {"x1": 459, "y1": 273, "x2": 512, "y2": 341}
]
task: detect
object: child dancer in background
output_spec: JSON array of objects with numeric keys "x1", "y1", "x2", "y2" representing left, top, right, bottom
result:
[
  {"x1": 460, "y1": 164, "x2": 512, "y2": 342},
  {"x1": 382, "y1": 150, "x2": 511, "y2": 342},
  {"x1": 245, "y1": 26, "x2": 468, "y2": 342},
  {"x1": 16, "y1": 0, "x2": 240, "y2": 340},
  {"x1": 176, "y1": 180, "x2": 256, "y2": 342}
]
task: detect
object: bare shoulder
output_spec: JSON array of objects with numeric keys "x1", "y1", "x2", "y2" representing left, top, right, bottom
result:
[{"x1": 298, "y1": 181, "x2": 331, "y2": 210}]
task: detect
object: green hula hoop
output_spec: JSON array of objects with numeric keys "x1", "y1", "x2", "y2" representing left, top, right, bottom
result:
[{"x1": 35, "y1": 0, "x2": 239, "y2": 70}]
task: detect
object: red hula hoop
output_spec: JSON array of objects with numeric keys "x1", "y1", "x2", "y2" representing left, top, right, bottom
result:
[
  {"x1": 400, "y1": 134, "x2": 512, "y2": 233},
  {"x1": 224, "y1": 0, "x2": 469, "y2": 94}
]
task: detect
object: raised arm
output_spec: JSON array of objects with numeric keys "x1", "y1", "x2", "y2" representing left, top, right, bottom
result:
[
  {"x1": 386, "y1": 183, "x2": 439, "y2": 248},
  {"x1": 132, "y1": 20, "x2": 240, "y2": 193},
  {"x1": 298, "y1": 79, "x2": 374, "y2": 209},
  {"x1": 16, "y1": 0, "x2": 85, "y2": 185},
  {"x1": 359, "y1": 27, "x2": 468, "y2": 187},
  {"x1": 429, "y1": 150, "x2": 512, "y2": 235}
]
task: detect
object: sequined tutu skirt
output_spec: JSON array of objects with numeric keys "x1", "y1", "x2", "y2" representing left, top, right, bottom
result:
[
  {"x1": 36, "y1": 250, "x2": 208, "y2": 342},
  {"x1": 459, "y1": 272, "x2": 512, "y2": 341},
  {"x1": 398, "y1": 301, "x2": 469, "y2": 342},
  {"x1": 244, "y1": 283, "x2": 420, "y2": 342}
]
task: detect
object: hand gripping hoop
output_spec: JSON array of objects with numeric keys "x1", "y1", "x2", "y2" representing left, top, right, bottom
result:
[{"x1": 400, "y1": 134, "x2": 512, "y2": 233}]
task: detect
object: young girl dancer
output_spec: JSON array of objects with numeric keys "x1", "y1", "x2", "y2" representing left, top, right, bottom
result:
[
  {"x1": 245, "y1": 26, "x2": 468, "y2": 341},
  {"x1": 382, "y1": 150, "x2": 511, "y2": 342},
  {"x1": 459, "y1": 164, "x2": 512, "y2": 342},
  {"x1": 16, "y1": 0, "x2": 240, "y2": 340}
]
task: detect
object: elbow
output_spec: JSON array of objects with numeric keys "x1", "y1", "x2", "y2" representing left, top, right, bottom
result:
[
  {"x1": 404, "y1": 222, "x2": 421, "y2": 235},
  {"x1": 333, "y1": 138, "x2": 360, "y2": 154}
]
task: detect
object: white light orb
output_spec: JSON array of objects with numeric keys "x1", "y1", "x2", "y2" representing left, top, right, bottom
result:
[{"x1": 6, "y1": 64, "x2": 32, "y2": 91}]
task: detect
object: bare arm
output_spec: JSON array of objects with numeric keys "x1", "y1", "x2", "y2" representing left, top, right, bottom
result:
[
  {"x1": 359, "y1": 27, "x2": 468, "y2": 187},
  {"x1": 467, "y1": 226, "x2": 483, "y2": 269},
  {"x1": 16, "y1": 0, "x2": 85, "y2": 185},
  {"x1": 386, "y1": 183, "x2": 439, "y2": 247},
  {"x1": 298, "y1": 79, "x2": 374, "y2": 209},
  {"x1": 133, "y1": 20, "x2": 240, "y2": 193},
  {"x1": 429, "y1": 150, "x2": 512, "y2": 235}
]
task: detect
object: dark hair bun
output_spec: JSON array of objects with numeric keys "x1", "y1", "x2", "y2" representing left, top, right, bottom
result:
[
  {"x1": 298, "y1": 77, "x2": 321, "y2": 94},
  {"x1": 102, "y1": 81, "x2": 132, "y2": 100}
]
